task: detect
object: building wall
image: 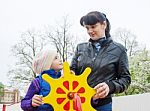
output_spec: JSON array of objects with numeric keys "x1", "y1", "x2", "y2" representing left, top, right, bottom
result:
[{"x1": 0, "y1": 89, "x2": 20, "y2": 104}]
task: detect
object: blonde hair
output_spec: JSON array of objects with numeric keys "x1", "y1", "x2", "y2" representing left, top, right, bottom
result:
[{"x1": 33, "y1": 49, "x2": 57, "y2": 74}]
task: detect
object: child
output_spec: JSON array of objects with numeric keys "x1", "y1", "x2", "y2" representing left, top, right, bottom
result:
[{"x1": 21, "y1": 48, "x2": 63, "y2": 111}]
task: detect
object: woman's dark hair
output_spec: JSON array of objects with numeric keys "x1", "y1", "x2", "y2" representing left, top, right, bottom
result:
[{"x1": 80, "y1": 11, "x2": 111, "y2": 38}]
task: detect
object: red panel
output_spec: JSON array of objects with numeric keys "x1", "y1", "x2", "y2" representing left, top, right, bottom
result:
[
  {"x1": 63, "y1": 81, "x2": 69, "y2": 90},
  {"x1": 56, "y1": 87, "x2": 66, "y2": 94},
  {"x1": 63, "y1": 101, "x2": 70, "y2": 110},
  {"x1": 77, "y1": 87, "x2": 85, "y2": 93},
  {"x1": 57, "y1": 98, "x2": 66, "y2": 104},
  {"x1": 73, "y1": 81, "x2": 79, "y2": 90}
]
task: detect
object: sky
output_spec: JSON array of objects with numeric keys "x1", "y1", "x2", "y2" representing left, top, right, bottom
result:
[{"x1": 0, "y1": 0, "x2": 150, "y2": 85}]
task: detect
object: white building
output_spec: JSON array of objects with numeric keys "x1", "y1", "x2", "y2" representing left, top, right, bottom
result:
[{"x1": 0, "y1": 88, "x2": 20, "y2": 104}]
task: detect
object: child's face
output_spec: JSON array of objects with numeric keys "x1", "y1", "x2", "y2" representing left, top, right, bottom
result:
[{"x1": 51, "y1": 55, "x2": 63, "y2": 71}]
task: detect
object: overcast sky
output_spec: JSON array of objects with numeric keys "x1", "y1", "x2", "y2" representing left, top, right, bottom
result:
[{"x1": 0, "y1": 0, "x2": 150, "y2": 85}]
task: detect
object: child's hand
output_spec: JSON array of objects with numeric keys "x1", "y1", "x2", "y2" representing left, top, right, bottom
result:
[{"x1": 32, "y1": 94, "x2": 43, "y2": 107}]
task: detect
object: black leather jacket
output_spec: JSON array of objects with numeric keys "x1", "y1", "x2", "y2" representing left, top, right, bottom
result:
[{"x1": 70, "y1": 37, "x2": 131, "y2": 106}]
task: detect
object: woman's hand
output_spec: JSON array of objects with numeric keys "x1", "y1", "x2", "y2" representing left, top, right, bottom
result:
[
  {"x1": 93, "y1": 82, "x2": 109, "y2": 100},
  {"x1": 32, "y1": 94, "x2": 43, "y2": 107}
]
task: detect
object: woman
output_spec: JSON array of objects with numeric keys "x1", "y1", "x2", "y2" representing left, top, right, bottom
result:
[{"x1": 70, "y1": 11, "x2": 131, "y2": 111}]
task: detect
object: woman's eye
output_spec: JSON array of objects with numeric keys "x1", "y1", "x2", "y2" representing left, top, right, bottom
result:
[
  {"x1": 86, "y1": 27, "x2": 89, "y2": 30},
  {"x1": 91, "y1": 25, "x2": 96, "y2": 28}
]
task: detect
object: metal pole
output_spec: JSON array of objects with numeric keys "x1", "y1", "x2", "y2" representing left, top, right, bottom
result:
[{"x1": 2, "y1": 104, "x2": 6, "y2": 111}]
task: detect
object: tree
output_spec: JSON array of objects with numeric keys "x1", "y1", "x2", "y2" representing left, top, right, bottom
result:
[
  {"x1": 8, "y1": 16, "x2": 79, "y2": 91},
  {"x1": 43, "y1": 15, "x2": 76, "y2": 62},
  {"x1": 113, "y1": 28, "x2": 139, "y2": 56},
  {"x1": 8, "y1": 29, "x2": 47, "y2": 90},
  {"x1": 128, "y1": 48, "x2": 150, "y2": 94},
  {"x1": 113, "y1": 28, "x2": 150, "y2": 95},
  {"x1": 0, "y1": 82, "x2": 4, "y2": 102}
]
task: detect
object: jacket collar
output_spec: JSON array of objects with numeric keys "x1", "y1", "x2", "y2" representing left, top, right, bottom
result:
[
  {"x1": 89, "y1": 37, "x2": 113, "y2": 47},
  {"x1": 41, "y1": 69, "x2": 61, "y2": 78}
]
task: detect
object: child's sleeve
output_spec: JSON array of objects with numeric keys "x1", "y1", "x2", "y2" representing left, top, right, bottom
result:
[{"x1": 21, "y1": 78, "x2": 40, "y2": 111}]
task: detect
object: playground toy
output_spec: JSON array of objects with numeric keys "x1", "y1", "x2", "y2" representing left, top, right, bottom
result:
[{"x1": 42, "y1": 61, "x2": 96, "y2": 111}]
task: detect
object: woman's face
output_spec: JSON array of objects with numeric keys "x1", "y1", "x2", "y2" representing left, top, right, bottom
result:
[
  {"x1": 51, "y1": 55, "x2": 63, "y2": 71},
  {"x1": 84, "y1": 22, "x2": 106, "y2": 40}
]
